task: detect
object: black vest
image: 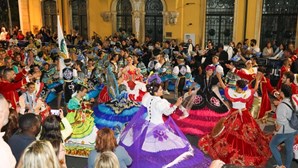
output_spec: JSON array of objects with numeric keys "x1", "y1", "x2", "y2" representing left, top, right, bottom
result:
[
  {"x1": 178, "y1": 65, "x2": 187, "y2": 77},
  {"x1": 63, "y1": 67, "x2": 74, "y2": 81},
  {"x1": 148, "y1": 60, "x2": 158, "y2": 72}
]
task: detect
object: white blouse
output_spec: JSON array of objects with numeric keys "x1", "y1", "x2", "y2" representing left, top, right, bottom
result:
[
  {"x1": 226, "y1": 88, "x2": 253, "y2": 110},
  {"x1": 142, "y1": 93, "x2": 177, "y2": 124}
]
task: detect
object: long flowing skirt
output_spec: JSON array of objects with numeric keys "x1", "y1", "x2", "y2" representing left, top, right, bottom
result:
[
  {"x1": 172, "y1": 107, "x2": 229, "y2": 137},
  {"x1": 199, "y1": 109, "x2": 272, "y2": 166},
  {"x1": 65, "y1": 108, "x2": 98, "y2": 158},
  {"x1": 93, "y1": 100, "x2": 139, "y2": 136},
  {"x1": 119, "y1": 106, "x2": 211, "y2": 168},
  {"x1": 172, "y1": 90, "x2": 229, "y2": 137}
]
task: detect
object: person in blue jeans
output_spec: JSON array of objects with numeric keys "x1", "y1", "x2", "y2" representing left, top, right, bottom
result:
[{"x1": 270, "y1": 84, "x2": 297, "y2": 168}]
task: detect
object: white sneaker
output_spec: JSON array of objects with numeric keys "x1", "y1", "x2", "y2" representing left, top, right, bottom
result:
[{"x1": 163, "y1": 90, "x2": 170, "y2": 95}]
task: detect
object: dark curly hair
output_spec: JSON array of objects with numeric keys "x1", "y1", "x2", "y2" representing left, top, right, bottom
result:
[
  {"x1": 146, "y1": 82, "x2": 162, "y2": 96},
  {"x1": 236, "y1": 80, "x2": 247, "y2": 89},
  {"x1": 284, "y1": 71, "x2": 295, "y2": 83},
  {"x1": 281, "y1": 84, "x2": 295, "y2": 109},
  {"x1": 75, "y1": 84, "x2": 88, "y2": 93}
]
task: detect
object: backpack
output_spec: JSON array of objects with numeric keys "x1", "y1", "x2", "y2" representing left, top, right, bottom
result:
[{"x1": 282, "y1": 102, "x2": 298, "y2": 130}]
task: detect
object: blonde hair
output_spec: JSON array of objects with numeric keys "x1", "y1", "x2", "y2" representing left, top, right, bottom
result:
[
  {"x1": 17, "y1": 140, "x2": 61, "y2": 168},
  {"x1": 95, "y1": 151, "x2": 120, "y2": 168}
]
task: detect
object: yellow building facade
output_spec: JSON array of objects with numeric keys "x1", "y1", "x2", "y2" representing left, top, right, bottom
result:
[{"x1": 18, "y1": 0, "x2": 298, "y2": 48}]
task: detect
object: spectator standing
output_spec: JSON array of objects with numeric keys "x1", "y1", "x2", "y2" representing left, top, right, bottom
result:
[
  {"x1": 0, "y1": 94, "x2": 16, "y2": 168},
  {"x1": 8, "y1": 113, "x2": 41, "y2": 162},
  {"x1": 88, "y1": 128, "x2": 132, "y2": 168}
]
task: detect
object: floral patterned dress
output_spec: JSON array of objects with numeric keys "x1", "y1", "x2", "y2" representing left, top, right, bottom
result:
[
  {"x1": 172, "y1": 75, "x2": 229, "y2": 137},
  {"x1": 199, "y1": 87, "x2": 272, "y2": 166}
]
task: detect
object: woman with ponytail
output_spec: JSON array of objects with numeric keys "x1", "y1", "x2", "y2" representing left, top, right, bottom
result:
[{"x1": 270, "y1": 84, "x2": 297, "y2": 168}]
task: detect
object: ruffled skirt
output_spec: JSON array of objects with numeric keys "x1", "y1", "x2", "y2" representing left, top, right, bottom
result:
[
  {"x1": 119, "y1": 106, "x2": 211, "y2": 168},
  {"x1": 93, "y1": 101, "x2": 139, "y2": 136},
  {"x1": 199, "y1": 109, "x2": 272, "y2": 166},
  {"x1": 172, "y1": 107, "x2": 229, "y2": 137}
]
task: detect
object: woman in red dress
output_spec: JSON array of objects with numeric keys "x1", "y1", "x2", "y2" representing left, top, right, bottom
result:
[
  {"x1": 277, "y1": 58, "x2": 292, "y2": 90},
  {"x1": 199, "y1": 72, "x2": 272, "y2": 166},
  {"x1": 119, "y1": 55, "x2": 146, "y2": 102}
]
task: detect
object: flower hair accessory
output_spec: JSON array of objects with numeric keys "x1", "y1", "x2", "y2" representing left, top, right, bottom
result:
[
  {"x1": 205, "y1": 64, "x2": 216, "y2": 71},
  {"x1": 147, "y1": 74, "x2": 162, "y2": 85}
]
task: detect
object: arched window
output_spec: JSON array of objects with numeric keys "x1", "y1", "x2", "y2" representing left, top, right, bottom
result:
[
  {"x1": 42, "y1": 0, "x2": 57, "y2": 34},
  {"x1": 0, "y1": 0, "x2": 20, "y2": 29},
  {"x1": 260, "y1": 0, "x2": 297, "y2": 48},
  {"x1": 71, "y1": 0, "x2": 87, "y2": 39},
  {"x1": 116, "y1": 0, "x2": 132, "y2": 34},
  {"x1": 205, "y1": 0, "x2": 234, "y2": 46},
  {"x1": 145, "y1": 0, "x2": 163, "y2": 43}
]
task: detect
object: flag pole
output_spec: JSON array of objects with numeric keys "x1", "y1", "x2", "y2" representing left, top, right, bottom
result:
[{"x1": 57, "y1": 15, "x2": 69, "y2": 59}]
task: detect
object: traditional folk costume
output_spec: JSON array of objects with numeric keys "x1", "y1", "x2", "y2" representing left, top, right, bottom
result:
[
  {"x1": 147, "y1": 57, "x2": 161, "y2": 73},
  {"x1": 172, "y1": 66, "x2": 229, "y2": 137},
  {"x1": 41, "y1": 65, "x2": 63, "y2": 104},
  {"x1": 93, "y1": 94, "x2": 140, "y2": 137},
  {"x1": 172, "y1": 57, "x2": 191, "y2": 98},
  {"x1": 82, "y1": 65, "x2": 103, "y2": 99},
  {"x1": 277, "y1": 65, "x2": 291, "y2": 90},
  {"x1": 232, "y1": 68, "x2": 278, "y2": 119},
  {"x1": 110, "y1": 60, "x2": 119, "y2": 79},
  {"x1": 120, "y1": 65, "x2": 146, "y2": 102},
  {"x1": 19, "y1": 81, "x2": 50, "y2": 122},
  {"x1": 0, "y1": 68, "x2": 29, "y2": 111},
  {"x1": 65, "y1": 94, "x2": 97, "y2": 157},
  {"x1": 61, "y1": 59, "x2": 78, "y2": 103},
  {"x1": 136, "y1": 61, "x2": 147, "y2": 77},
  {"x1": 94, "y1": 64, "x2": 140, "y2": 136},
  {"x1": 97, "y1": 63, "x2": 118, "y2": 103},
  {"x1": 119, "y1": 93, "x2": 211, "y2": 168},
  {"x1": 199, "y1": 87, "x2": 272, "y2": 166},
  {"x1": 159, "y1": 60, "x2": 174, "y2": 85}
]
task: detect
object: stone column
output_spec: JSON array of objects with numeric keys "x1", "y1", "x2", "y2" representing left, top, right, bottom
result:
[
  {"x1": 18, "y1": 0, "x2": 31, "y2": 33},
  {"x1": 131, "y1": 0, "x2": 145, "y2": 42},
  {"x1": 111, "y1": 11, "x2": 117, "y2": 35}
]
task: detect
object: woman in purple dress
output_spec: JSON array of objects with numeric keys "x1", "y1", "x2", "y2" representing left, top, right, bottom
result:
[{"x1": 119, "y1": 74, "x2": 211, "y2": 168}]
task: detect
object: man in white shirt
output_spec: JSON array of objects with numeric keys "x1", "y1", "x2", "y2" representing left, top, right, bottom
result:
[
  {"x1": 0, "y1": 27, "x2": 8, "y2": 41},
  {"x1": 247, "y1": 39, "x2": 260, "y2": 56},
  {"x1": 212, "y1": 55, "x2": 224, "y2": 76},
  {"x1": 211, "y1": 55, "x2": 224, "y2": 100},
  {"x1": 172, "y1": 56, "x2": 191, "y2": 99},
  {"x1": 147, "y1": 54, "x2": 161, "y2": 73},
  {"x1": 0, "y1": 94, "x2": 16, "y2": 168},
  {"x1": 19, "y1": 82, "x2": 37, "y2": 114},
  {"x1": 9, "y1": 34, "x2": 18, "y2": 46}
]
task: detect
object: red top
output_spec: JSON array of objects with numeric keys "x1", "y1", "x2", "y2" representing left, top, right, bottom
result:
[{"x1": 0, "y1": 69, "x2": 28, "y2": 110}]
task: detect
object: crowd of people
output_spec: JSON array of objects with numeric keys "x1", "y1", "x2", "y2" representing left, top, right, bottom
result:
[{"x1": 0, "y1": 24, "x2": 298, "y2": 168}]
